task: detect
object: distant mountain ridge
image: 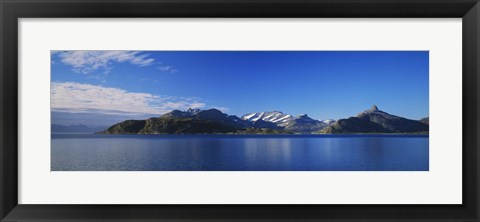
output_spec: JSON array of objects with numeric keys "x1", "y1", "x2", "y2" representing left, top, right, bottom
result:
[
  {"x1": 52, "y1": 124, "x2": 107, "y2": 133},
  {"x1": 98, "y1": 106, "x2": 428, "y2": 135}
]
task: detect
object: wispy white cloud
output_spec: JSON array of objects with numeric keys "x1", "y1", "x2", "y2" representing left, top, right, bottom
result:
[
  {"x1": 213, "y1": 106, "x2": 230, "y2": 113},
  {"x1": 53, "y1": 51, "x2": 155, "y2": 74},
  {"x1": 157, "y1": 65, "x2": 179, "y2": 74},
  {"x1": 51, "y1": 82, "x2": 206, "y2": 116},
  {"x1": 162, "y1": 101, "x2": 205, "y2": 110}
]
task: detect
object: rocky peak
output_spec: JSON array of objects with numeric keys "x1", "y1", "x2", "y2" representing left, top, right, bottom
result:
[
  {"x1": 297, "y1": 114, "x2": 309, "y2": 119},
  {"x1": 356, "y1": 105, "x2": 383, "y2": 117},
  {"x1": 291, "y1": 114, "x2": 319, "y2": 124}
]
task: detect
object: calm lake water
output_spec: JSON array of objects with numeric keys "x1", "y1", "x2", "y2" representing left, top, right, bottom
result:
[{"x1": 51, "y1": 134, "x2": 429, "y2": 171}]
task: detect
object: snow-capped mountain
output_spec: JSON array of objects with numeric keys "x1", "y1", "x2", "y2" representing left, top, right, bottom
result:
[
  {"x1": 241, "y1": 111, "x2": 294, "y2": 126},
  {"x1": 241, "y1": 111, "x2": 335, "y2": 133}
]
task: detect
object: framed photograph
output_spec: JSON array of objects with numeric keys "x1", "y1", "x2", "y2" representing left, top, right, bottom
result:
[{"x1": 1, "y1": 0, "x2": 479, "y2": 221}]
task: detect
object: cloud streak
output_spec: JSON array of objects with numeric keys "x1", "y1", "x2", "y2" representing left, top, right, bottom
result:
[
  {"x1": 53, "y1": 51, "x2": 155, "y2": 74},
  {"x1": 158, "y1": 65, "x2": 179, "y2": 74},
  {"x1": 51, "y1": 82, "x2": 206, "y2": 116}
]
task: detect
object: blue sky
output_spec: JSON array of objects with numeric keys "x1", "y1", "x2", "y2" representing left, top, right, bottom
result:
[{"x1": 51, "y1": 51, "x2": 429, "y2": 126}]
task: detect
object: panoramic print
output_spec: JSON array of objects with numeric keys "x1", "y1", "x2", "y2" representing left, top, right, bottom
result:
[{"x1": 51, "y1": 51, "x2": 429, "y2": 171}]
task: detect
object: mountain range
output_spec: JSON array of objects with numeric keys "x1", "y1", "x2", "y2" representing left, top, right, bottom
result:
[
  {"x1": 52, "y1": 124, "x2": 108, "y2": 133},
  {"x1": 98, "y1": 105, "x2": 428, "y2": 135}
]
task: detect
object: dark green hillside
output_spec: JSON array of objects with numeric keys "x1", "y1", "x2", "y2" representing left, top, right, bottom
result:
[
  {"x1": 138, "y1": 117, "x2": 237, "y2": 134},
  {"x1": 321, "y1": 117, "x2": 391, "y2": 133},
  {"x1": 100, "y1": 120, "x2": 146, "y2": 134}
]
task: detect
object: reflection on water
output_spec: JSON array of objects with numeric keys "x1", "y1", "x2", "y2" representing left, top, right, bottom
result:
[
  {"x1": 243, "y1": 138, "x2": 293, "y2": 169},
  {"x1": 51, "y1": 134, "x2": 429, "y2": 171}
]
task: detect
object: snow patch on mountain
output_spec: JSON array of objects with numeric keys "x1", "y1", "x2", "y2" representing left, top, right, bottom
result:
[
  {"x1": 321, "y1": 119, "x2": 336, "y2": 125},
  {"x1": 241, "y1": 111, "x2": 294, "y2": 126}
]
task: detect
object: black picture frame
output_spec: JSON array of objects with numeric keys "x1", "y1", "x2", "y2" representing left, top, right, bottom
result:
[{"x1": 1, "y1": 0, "x2": 479, "y2": 221}]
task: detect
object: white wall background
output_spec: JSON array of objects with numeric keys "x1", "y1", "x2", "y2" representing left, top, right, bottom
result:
[{"x1": 19, "y1": 18, "x2": 462, "y2": 204}]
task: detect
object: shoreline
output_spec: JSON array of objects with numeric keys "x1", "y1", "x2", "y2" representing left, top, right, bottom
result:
[{"x1": 58, "y1": 133, "x2": 429, "y2": 137}]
